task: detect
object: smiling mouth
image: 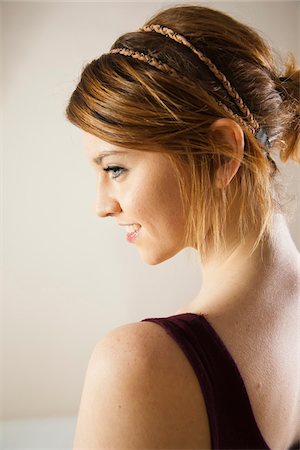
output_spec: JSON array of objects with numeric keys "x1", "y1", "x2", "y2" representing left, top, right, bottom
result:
[
  {"x1": 126, "y1": 224, "x2": 141, "y2": 233},
  {"x1": 126, "y1": 225, "x2": 141, "y2": 243}
]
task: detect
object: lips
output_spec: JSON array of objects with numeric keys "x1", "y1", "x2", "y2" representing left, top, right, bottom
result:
[
  {"x1": 126, "y1": 225, "x2": 141, "y2": 243},
  {"x1": 118, "y1": 223, "x2": 142, "y2": 243}
]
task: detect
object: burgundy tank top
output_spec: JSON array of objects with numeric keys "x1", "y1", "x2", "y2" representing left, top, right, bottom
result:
[{"x1": 141, "y1": 313, "x2": 300, "y2": 450}]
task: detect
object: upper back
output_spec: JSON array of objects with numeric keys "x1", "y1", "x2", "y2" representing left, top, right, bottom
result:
[
  {"x1": 141, "y1": 298, "x2": 300, "y2": 449},
  {"x1": 200, "y1": 303, "x2": 300, "y2": 449}
]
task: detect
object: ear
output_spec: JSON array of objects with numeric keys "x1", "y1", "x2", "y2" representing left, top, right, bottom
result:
[{"x1": 209, "y1": 118, "x2": 245, "y2": 189}]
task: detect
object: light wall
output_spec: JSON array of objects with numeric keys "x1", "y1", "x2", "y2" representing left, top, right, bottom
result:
[{"x1": 2, "y1": 1, "x2": 299, "y2": 422}]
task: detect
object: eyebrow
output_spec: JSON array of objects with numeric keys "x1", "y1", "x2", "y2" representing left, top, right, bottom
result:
[{"x1": 93, "y1": 151, "x2": 128, "y2": 165}]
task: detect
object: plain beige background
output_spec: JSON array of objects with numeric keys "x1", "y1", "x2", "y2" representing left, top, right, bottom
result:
[{"x1": 1, "y1": 0, "x2": 299, "y2": 442}]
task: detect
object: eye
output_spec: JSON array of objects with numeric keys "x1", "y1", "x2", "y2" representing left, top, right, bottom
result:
[{"x1": 103, "y1": 165, "x2": 126, "y2": 179}]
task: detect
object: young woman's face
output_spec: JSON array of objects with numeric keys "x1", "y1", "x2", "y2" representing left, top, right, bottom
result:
[{"x1": 83, "y1": 132, "x2": 187, "y2": 265}]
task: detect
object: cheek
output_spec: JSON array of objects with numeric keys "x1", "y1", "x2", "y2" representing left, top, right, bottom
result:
[
  {"x1": 122, "y1": 186, "x2": 156, "y2": 219},
  {"x1": 156, "y1": 175, "x2": 186, "y2": 223},
  {"x1": 125, "y1": 175, "x2": 185, "y2": 231}
]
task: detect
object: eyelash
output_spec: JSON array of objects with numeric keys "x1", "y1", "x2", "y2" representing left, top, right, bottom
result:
[{"x1": 103, "y1": 165, "x2": 126, "y2": 179}]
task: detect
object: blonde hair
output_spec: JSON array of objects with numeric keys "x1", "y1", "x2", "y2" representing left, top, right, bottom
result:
[{"x1": 66, "y1": 4, "x2": 300, "y2": 258}]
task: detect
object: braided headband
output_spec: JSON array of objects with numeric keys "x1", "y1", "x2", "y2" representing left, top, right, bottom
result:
[{"x1": 108, "y1": 24, "x2": 272, "y2": 153}]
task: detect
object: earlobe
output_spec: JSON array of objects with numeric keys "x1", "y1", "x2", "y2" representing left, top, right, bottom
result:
[{"x1": 209, "y1": 118, "x2": 245, "y2": 189}]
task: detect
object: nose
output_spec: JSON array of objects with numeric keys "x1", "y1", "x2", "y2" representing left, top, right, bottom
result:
[
  {"x1": 95, "y1": 179, "x2": 121, "y2": 218},
  {"x1": 96, "y1": 202, "x2": 121, "y2": 218}
]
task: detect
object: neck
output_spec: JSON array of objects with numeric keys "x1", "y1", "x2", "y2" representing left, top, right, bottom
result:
[{"x1": 187, "y1": 213, "x2": 300, "y2": 315}]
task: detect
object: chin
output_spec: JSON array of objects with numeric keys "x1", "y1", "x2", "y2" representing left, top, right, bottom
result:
[{"x1": 139, "y1": 246, "x2": 183, "y2": 265}]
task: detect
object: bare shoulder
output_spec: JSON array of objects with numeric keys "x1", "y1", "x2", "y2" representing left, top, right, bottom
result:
[
  {"x1": 93, "y1": 320, "x2": 170, "y2": 365},
  {"x1": 73, "y1": 320, "x2": 211, "y2": 449}
]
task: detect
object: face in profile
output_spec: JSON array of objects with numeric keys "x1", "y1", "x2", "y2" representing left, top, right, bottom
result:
[{"x1": 83, "y1": 132, "x2": 187, "y2": 265}]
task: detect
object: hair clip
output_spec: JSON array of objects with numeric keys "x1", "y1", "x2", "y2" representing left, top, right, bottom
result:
[{"x1": 255, "y1": 127, "x2": 271, "y2": 149}]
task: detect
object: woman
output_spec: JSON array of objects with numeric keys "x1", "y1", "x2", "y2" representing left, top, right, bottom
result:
[{"x1": 66, "y1": 4, "x2": 300, "y2": 449}]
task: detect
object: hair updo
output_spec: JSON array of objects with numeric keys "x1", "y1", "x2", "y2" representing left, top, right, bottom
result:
[{"x1": 66, "y1": 4, "x2": 299, "y2": 258}]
